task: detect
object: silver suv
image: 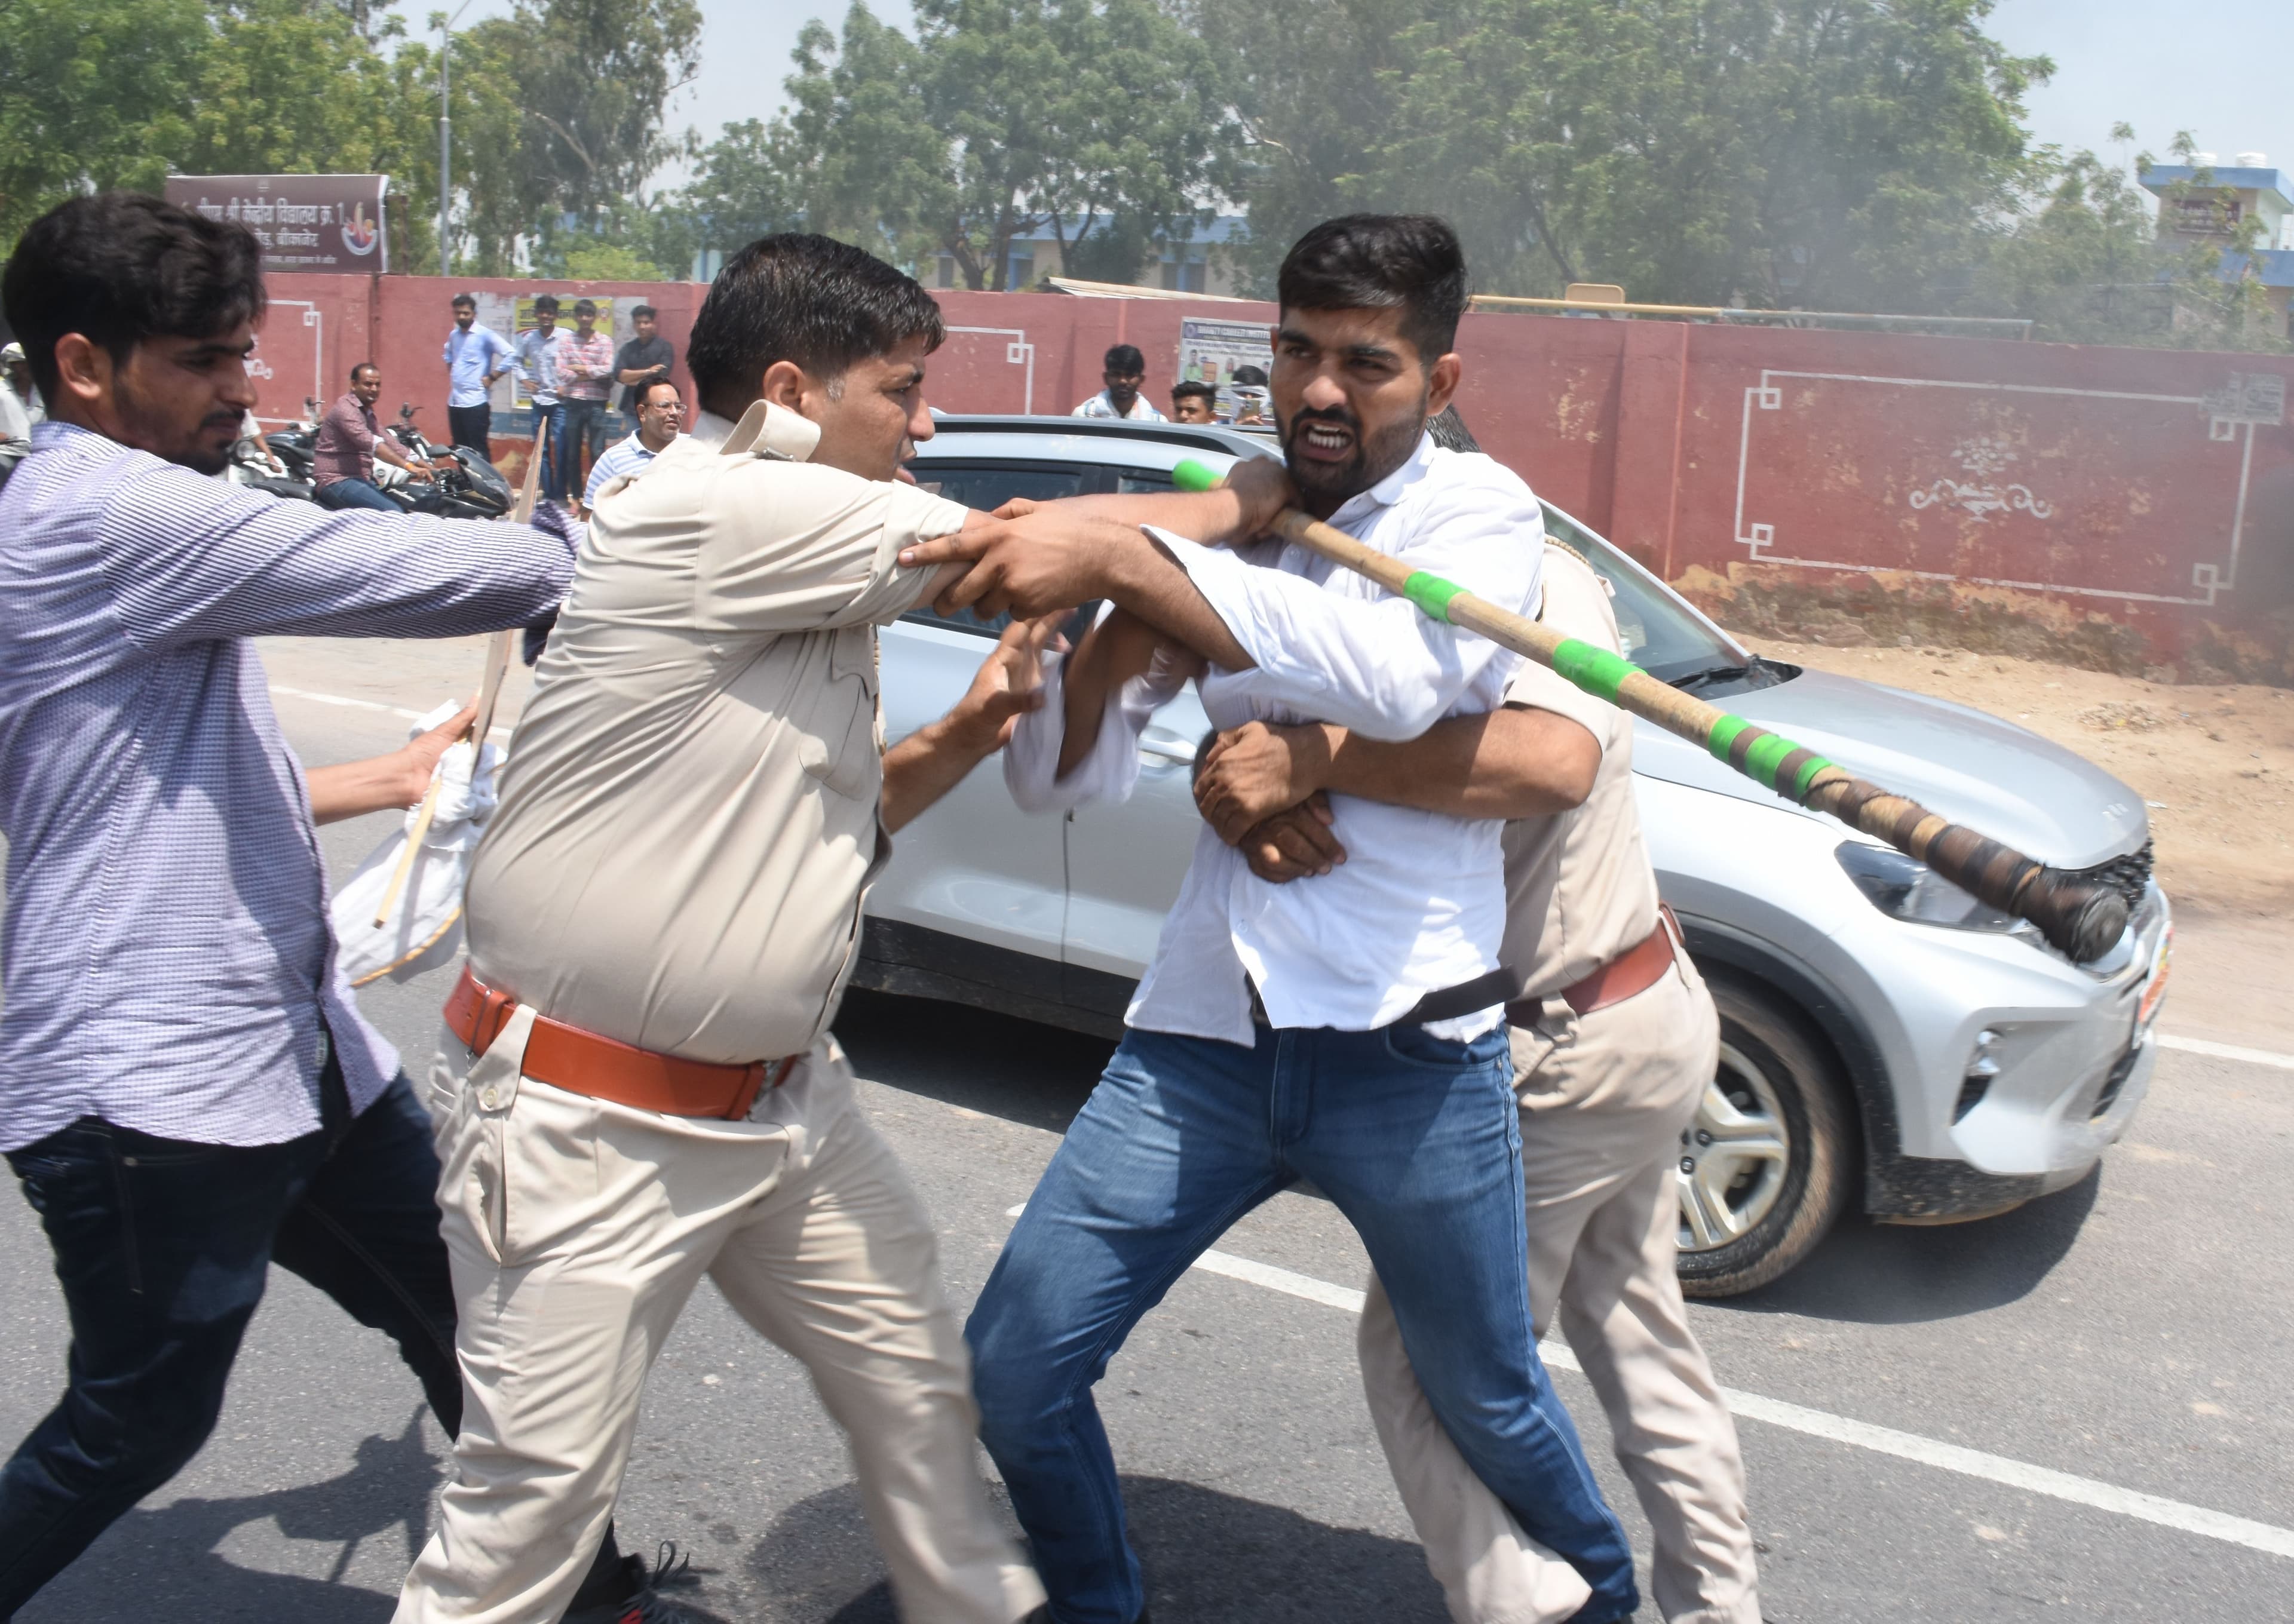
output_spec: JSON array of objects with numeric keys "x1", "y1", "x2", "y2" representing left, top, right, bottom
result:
[{"x1": 860, "y1": 418, "x2": 2171, "y2": 1294}]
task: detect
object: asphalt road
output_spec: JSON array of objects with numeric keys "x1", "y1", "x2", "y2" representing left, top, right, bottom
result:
[{"x1": 4, "y1": 658, "x2": 2291, "y2": 1623}]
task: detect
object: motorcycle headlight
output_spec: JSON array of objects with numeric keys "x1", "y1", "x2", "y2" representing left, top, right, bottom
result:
[{"x1": 1835, "y1": 842, "x2": 2027, "y2": 934}]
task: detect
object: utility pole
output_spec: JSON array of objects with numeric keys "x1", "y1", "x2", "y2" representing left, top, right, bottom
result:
[{"x1": 437, "y1": 4, "x2": 473, "y2": 278}]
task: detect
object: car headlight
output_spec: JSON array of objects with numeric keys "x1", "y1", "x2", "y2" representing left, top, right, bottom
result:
[{"x1": 1835, "y1": 842, "x2": 2028, "y2": 934}]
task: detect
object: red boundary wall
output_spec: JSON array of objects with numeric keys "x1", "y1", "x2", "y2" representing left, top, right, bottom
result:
[{"x1": 264, "y1": 274, "x2": 2294, "y2": 682}]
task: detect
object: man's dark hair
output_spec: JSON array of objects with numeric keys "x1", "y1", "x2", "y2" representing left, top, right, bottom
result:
[
  {"x1": 350, "y1": 361, "x2": 378, "y2": 383},
  {"x1": 638, "y1": 377, "x2": 682, "y2": 406},
  {"x1": 1, "y1": 192, "x2": 265, "y2": 403},
  {"x1": 451, "y1": 292, "x2": 477, "y2": 311},
  {"x1": 1232, "y1": 364, "x2": 1268, "y2": 388},
  {"x1": 1170, "y1": 379, "x2": 1216, "y2": 403},
  {"x1": 630, "y1": 303, "x2": 657, "y2": 321},
  {"x1": 1103, "y1": 343, "x2": 1145, "y2": 375},
  {"x1": 573, "y1": 298, "x2": 597, "y2": 318},
  {"x1": 532, "y1": 294, "x2": 560, "y2": 315},
  {"x1": 1277, "y1": 214, "x2": 1469, "y2": 361},
  {"x1": 686, "y1": 233, "x2": 944, "y2": 420}
]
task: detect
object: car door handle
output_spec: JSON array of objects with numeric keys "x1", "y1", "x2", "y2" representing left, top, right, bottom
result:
[{"x1": 1139, "y1": 729, "x2": 1198, "y2": 766}]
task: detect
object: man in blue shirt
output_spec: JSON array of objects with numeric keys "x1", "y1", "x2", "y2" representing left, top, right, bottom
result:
[
  {"x1": 0, "y1": 194, "x2": 669, "y2": 1622},
  {"x1": 514, "y1": 293, "x2": 566, "y2": 498},
  {"x1": 442, "y1": 292, "x2": 513, "y2": 455}
]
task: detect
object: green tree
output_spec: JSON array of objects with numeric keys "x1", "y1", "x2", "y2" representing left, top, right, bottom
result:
[
  {"x1": 0, "y1": 0, "x2": 209, "y2": 242},
  {"x1": 667, "y1": 0, "x2": 1237, "y2": 290}
]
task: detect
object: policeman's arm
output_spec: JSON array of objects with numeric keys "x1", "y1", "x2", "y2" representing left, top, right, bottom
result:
[
  {"x1": 1192, "y1": 706, "x2": 1600, "y2": 848},
  {"x1": 881, "y1": 615, "x2": 1065, "y2": 832}
]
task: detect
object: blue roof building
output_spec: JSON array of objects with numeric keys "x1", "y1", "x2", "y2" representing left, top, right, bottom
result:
[
  {"x1": 2139, "y1": 158, "x2": 2294, "y2": 336},
  {"x1": 928, "y1": 214, "x2": 1251, "y2": 296}
]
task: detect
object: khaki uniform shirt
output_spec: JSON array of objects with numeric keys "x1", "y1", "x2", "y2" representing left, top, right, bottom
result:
[
  {"x1": 465, "y1": 401, "x2": 965, "y2": 1063},
  {"x1": 1500, "y1": 545, "x2": 1663, "y2": 999}
]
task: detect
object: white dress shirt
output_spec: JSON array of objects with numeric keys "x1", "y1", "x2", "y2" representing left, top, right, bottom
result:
[
  {"x1": 1071, "y1": 390, "x2": 1169, "y2": 422},
  {"x1": 1006, "y1": 431, "x2": 1544, "y2": 1044}
]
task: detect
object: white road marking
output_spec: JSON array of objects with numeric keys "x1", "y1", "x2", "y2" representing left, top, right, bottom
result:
[
  {"x1": 271, "y1": 683, "x2": 427, "y2": 721},
  {"x1": 269, "y1": 683, "x2": 516, "y2": 742},
  {"x1": 2157, "y1": 1033, "x2": 2294, "y2": 1073},
  {"x1": 1176, "y1": 1243, "x2": 2294, "y2": 1562}
]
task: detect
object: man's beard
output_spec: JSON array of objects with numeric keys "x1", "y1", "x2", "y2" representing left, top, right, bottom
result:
[
  {"x1": 1279, "y1": 395, "x2": 1427, "y2": 509},
  {"x1": 119, "y1": 376, "x2": 238, "y2": 476}
]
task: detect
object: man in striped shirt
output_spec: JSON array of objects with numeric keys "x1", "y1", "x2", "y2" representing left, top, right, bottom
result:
[
  {"x1": 580, "y1": 375, "x2": 683, "y2": 512},
  {"x1": 0, "y1": 194, "x2": 663, "y2": 1620}
]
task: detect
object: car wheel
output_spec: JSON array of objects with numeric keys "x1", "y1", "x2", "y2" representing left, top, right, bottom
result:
[{"x1": 1675, "y1": 975, "x2": 1856, "y2": 1298}]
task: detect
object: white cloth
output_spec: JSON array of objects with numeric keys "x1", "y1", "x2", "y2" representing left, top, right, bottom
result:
[
  {"x1": 1071, "y1": 389, "x2": 1167, "y2": 421},
  {"x1": 1005, "y1": 432, "x2": 1544, "y2": 1040},
  {"x1": 0, "y1": 382, "x2": 28, "y2": 442},
  {"x1": 330, "y1": 701, "x2": 501, "y2": 987}
]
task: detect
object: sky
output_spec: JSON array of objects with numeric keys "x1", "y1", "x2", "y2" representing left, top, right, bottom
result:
[{"x1": 398, "y1": 1, "x2": 2294, "y2": 188}]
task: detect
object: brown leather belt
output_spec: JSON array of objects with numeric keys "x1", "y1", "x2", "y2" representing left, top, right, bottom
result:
[
  {"x1": 444, "y1": 965, "x2": 793, "y2": 1121},
  {"x1": 1508, "y1": 905, "x2": 1683, "y2": 1024}
]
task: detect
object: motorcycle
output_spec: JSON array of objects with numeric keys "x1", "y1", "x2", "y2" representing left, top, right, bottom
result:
[
  {"x1": 263, "y1": 397, "x2": 323, "y2": 483},
  {"x1": 381, "y1": 403, "x2": 512, "y2": 521}
]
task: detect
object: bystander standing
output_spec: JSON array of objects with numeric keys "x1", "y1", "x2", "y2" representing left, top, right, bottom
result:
[
  {"x1": 515, "y1": 294, "x2": 566, "y2": 498},
  {"x1": 553, "y1": 297, "x2": 617, "y2": 498},
  {"x1": 611, "y1": 303, "x2": 674, "y2": 429},
  {"x1": 0, "y1": 342, "x2": 40, "y2": 440},
  {"x1": 1071, "y1": 343, "x2": 1166, "y2": 420},
  {"x1": 1170, "y1": 379, "x2": 1217, "y2": 423},
  {"x1": 312, "y1": 363, "x2": 441, "y2": 512},
  {"x1": 442, "y1": 293, "x2": 513, "y2": 456},
  {"x1": 580, "y1": 375, "x2": 683, "y2": 511}
]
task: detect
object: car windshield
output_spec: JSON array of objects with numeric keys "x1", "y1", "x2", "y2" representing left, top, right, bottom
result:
[{"x1": 1538, "y1": 505, "x2": 1750, "y2": 686}]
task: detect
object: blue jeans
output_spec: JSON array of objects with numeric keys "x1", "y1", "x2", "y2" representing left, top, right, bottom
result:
[
  {"x1": 534, "y1": 400, "x2": 569, "y2": 500},
  {"x1": 0, "y1": 1069, "x2": 460, "y2": 1611},
  {"x1": 966, "y1": 1024, "x2": 1638, "y2": 1624},
  {"x1": 554, "y1": 397, "x2": 607, "y2": 501},
  {"x1": 314, "y1": 475, "x2": 400, "y2": 512}
]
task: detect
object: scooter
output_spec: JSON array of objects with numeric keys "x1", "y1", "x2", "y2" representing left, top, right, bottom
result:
[{"x1": 381, "y1": 403, "x2": 513, "y2": 521}]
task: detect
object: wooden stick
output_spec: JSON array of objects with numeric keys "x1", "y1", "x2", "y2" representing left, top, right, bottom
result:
[
  {"x1": 372, "y1": 425, "x2": 548, "y2": 929},
  {"x1": 1171, "y1": 459, "x2": 2132, "y2": 963}
]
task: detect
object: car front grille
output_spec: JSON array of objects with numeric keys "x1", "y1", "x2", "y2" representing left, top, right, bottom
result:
[{"x1": 2066, "y1": 838, "x2": 2154, "y2": 910}]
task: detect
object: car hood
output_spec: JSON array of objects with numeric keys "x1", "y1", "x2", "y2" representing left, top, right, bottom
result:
[{"x1": 1630, "y1": 668, "x2": 2149, "y2": 870}]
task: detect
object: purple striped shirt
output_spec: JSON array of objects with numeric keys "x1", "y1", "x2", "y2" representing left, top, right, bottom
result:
[{"x1": 0, "y1": 420, "x2": 575, "y2": 1150}]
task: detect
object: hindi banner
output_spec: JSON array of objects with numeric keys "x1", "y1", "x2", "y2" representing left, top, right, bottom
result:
[{"x1": 165, "y1": 174, "x2": 390, "y2": 275}]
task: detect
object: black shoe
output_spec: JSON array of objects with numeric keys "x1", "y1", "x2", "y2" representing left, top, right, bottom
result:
[
  {"x1": 562, "y1": 1541, "x2": 702, "y2": 1623},
  {"x1": 1019, "y1": 1610, "x2": 1148, "y2": 1624}
]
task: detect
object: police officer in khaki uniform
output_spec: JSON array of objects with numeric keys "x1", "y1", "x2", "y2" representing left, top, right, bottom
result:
[
  {"x1": 1194, "y1": 540, "x2": 1762, "y2": 1624},
  {"x1": 395, "y1": 235, "x2": 1051, "y2": 1624}
]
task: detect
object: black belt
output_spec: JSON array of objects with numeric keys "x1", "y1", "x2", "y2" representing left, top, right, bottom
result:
[{"x1": 1247, "y1": 966, "x2": 1518, "y2": 1029}]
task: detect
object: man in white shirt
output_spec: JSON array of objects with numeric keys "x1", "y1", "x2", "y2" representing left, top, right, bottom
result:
[
  {"x1": 901, "y1": 215, "x2": 1637, "y2": 1624},
  {"x1": 1069, "y1": 342, "x2": 1167, "y2": 420},
  {"x1": 579, "y1": 375, "x2": 683, "y2": 510},
  {"x1": 0, "y1": 343, "x2": 34, "y2": 440}
]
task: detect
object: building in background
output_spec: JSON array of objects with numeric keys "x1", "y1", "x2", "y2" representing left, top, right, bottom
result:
[
  {"x1": 928, "y1": 216, "x2": 1249, "y2": 296},
  {"x1": 2140, "y1": 155, "x2": 2294, "y2": 337}
]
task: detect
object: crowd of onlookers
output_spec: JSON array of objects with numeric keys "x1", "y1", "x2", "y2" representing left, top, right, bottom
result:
[
  {"x1": 1070, "y1": 342, "x2": 1271, "y2": 428},
  {"x1": 442, "y1": 291, "x2": 685, "y2": 510}
]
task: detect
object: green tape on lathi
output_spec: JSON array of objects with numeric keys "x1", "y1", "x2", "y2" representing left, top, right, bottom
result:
[
  {"x1": 1707, "y1": 714, "x2": 1750, "y2": 763},
  {"x1": 1743, "y1": 732, "x2": 1795, "y2": 790},
  {"x1": 1401, "y1": 570, "x2": 1466, "y2": 623},
  {"x1": 1792, "y1": 754, "x2": 1836, "y2": 799},
  {"x1": 1551, "y1": 637, "x2": 1636, "y2": 702}
]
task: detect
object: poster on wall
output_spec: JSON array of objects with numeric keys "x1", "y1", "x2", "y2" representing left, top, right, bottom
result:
[
  {"x1": 1177, "y1": 317, "x2": 1274, "y2": 420},
  {"x1": 164, "y1": 174, "x2": 388, "y2": 275}
]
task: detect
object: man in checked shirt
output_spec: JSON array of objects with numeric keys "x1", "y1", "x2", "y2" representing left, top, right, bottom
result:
[{"x1": 0, "y1": 194, "x2": 660, "y2": 1620}]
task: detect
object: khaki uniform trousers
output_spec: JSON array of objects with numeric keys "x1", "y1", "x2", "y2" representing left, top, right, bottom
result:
[
  {"x1": 394, "y1": 1005, "x2": 1044, "y2": 1624},
  {"x1": 1358, "y1": 954, "x2": 1761, "y2": 1624}
]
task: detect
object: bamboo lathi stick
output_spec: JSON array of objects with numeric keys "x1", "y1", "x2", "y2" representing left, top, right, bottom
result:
[
  {"x1": 371, "y1": 425, "x2": 548, "y2": 928},
  {"x1": 1169, "y1": 458, "x2": 2130, "y2": 963}
]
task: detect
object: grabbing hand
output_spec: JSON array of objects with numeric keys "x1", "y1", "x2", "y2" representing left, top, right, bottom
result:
[
  {"x1": 901, "y1": 511, "x2": 1142, "y2": 621},
  {"x1": 950, "y1": 613, "x2": 1068, "y2": 750},
  {"x1": 1194, "y1": 720, "x2": 1334, "y2": 845},
  {"x1": 392, "y1": 702, "x2": 478, "y2": 805},
  {"x1": 1237, "y1": 794, "x2": 1347, "y2": 883},
  {"x1": 1220, "y1": 455, "x2": 1300, "y2": 537}
]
